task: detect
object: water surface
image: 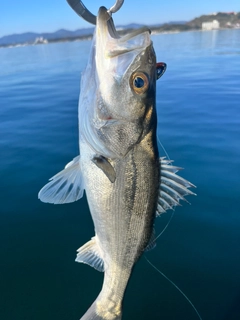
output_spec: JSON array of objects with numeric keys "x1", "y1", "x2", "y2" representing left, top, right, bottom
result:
[{"x1": 0, "y1": 29, "x2": 240, "y2": 320}]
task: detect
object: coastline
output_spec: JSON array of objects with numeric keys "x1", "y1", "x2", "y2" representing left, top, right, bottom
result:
[{"x1": 1, "y1": 26, "x2": 239, "y2": 50}]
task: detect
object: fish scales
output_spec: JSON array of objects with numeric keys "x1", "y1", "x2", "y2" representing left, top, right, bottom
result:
[
  {"x1": 80, "y1": 130, "x2": 159, "y2": 318},
  {"x1": 38, "y1": 5, "x2": 195, "y2": 320},
  {"x1": 81, "y1": 132, "x2": 159, "y2": 267}
]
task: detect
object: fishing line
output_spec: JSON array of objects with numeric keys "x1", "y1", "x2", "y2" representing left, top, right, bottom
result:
[
  {"x1": 154, "y1": 209, "x2": 175, "y2": 242},
  {"x1": 149, "y1": 136, "x2": 202, "y2": 319},
  {"x1": 157, "y1": 134, "x2": 171, "y2": 162},
  {"x1": 144, "y1": 256, "x2": 203, "y2": 320}
]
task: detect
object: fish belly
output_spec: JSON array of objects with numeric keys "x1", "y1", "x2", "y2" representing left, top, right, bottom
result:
[{"x1": 80, "y1": 128, "x2": 159, "y2": 272}]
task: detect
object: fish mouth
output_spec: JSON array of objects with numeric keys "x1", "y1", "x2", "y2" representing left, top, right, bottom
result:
[{"x1": 96, "y1": 6, "x2": 151, "y2": 57}]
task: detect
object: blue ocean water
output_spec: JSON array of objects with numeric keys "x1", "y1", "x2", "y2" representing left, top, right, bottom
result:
[{"x1": 0, "y1": 29, "x2": 240, "y2": 320}]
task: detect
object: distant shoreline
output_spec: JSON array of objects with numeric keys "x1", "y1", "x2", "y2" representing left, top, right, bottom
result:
[
  {"x1": 1, "y1": 26, "x2": 239, "y2": 50},
  {"x1": 1, "y1": 11, "x2": 240, "y2": 49}
]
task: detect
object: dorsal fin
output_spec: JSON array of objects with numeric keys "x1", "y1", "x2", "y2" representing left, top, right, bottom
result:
[
  {"x1": 156, "y1": 157, "x2": 196, "y2": 216},
  {"x1": 145, "y1": 228, "x2": 157, "y2": 251}
]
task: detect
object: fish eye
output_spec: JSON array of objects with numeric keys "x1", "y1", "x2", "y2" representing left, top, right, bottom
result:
[{"x1": 130, "y1": 72, "x2": 149, "y2": 94}]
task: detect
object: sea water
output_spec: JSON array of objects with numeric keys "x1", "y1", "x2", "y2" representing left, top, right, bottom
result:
[{"x1": 0, "y1": 29, "x2": 240, "y2": 320}]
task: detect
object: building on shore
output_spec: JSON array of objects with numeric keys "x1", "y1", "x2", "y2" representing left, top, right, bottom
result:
[
  {"x1": 202, "y1": 20, "x2": 220, "y2": 30},
  {"x1": 33, "y1": 37, "x2": 48, "y2": 45}
]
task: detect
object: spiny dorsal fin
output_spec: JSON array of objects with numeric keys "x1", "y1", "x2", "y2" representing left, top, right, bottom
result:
[
  {"x1": 75, "y1": 236, "x2": 104, "y2": 272},
  {"x1": 38, "y1": 156, "x2": 84, "y2": 204},
  {"x1": 156, "y1": 157, "x2": 196, "y2": 217}
]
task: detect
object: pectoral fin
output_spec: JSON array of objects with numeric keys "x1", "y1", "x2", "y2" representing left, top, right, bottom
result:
[
  {"x1": 38, "y1": 156, "x2": 84, "y2": 204},
  {"x1": 76, "y1": 236, "x2": 104, "y2": 272},
  {"x1": 92, "y1": 155, "x2": 116, "y2": 183},
  {"x1": 156, "y1": 157, "x2": 196, "y2": 216}
]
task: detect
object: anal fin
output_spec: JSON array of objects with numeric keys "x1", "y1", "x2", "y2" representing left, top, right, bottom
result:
[{"x1": 76, "y1": 236, "x2": 104, "y2": 272}]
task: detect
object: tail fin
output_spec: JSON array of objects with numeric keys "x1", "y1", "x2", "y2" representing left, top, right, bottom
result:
[{"x1": 80, "y1": 300, "x2": 122, "y2": 320}]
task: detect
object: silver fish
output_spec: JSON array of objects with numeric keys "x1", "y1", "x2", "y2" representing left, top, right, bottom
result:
[{"x1": 38, "y1": 6, "x2": 195, "y2": 320}]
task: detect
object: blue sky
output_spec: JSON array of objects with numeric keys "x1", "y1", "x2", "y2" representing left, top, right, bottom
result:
[{"x1": 0, "y1": 0, "x2": 239, "y2": 37}]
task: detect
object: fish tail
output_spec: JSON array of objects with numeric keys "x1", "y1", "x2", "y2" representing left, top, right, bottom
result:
[{"x1": 80, "y1": 298, "x2": 122, "y2": 320}]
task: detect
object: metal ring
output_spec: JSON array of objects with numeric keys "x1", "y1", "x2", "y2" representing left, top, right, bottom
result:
[
  {"x1": 108, "y1": 0, "x2": 124, "y2": 14},
  {"x1": 66, "y1": 0, "x2": 124, "y2": 25}
]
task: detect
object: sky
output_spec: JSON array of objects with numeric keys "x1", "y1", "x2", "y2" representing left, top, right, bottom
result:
[{"x1": 0, "y1": 0, "x2": 239, "y2": 38}]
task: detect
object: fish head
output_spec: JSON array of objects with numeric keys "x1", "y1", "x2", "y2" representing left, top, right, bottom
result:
[
  {"x1": 79, "y1": 6, "x2": 163, "y2": 158},
  {"x1": 95, "y1": 7, "x2": 156, "y2": 123}
]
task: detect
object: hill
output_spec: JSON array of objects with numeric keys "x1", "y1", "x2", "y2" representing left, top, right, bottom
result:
[
  {"x1": 0, "y1": 12, "x2": 239, "y2": 48},
  {"x1": 187, "y1": 11, "x2": 240, "y2": 29}
]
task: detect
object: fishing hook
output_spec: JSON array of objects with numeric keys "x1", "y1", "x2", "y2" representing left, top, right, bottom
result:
[{"x1": 66, "y1": 0, "x2": 124, "y2": 25}]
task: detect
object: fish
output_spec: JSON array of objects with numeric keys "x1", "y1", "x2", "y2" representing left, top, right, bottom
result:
[{"x1": 38, "y1": 6, "x2": 195, "y2": 320}]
